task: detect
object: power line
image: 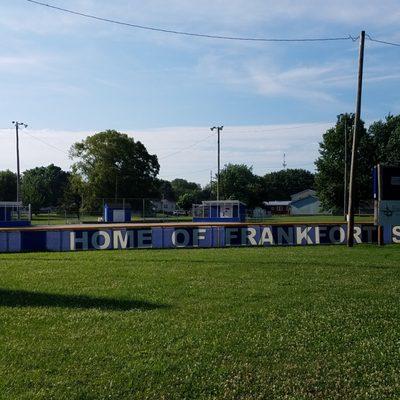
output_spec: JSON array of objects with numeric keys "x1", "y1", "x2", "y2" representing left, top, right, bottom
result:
[
  {"x1": 159, "y1": 167, "x2": 212, "y2": 178},
  {"x1": 22, "y1": 129, "x2": 67, "y2": 154},
  {"x1": 366, "y1": 34, "x2": 400, "y2": 48},
  {"x1": 224, "y1": 122, "x2": 330, "y2": 135},
  {"x1": 26, "y1": 0, "x2": 356, "y2": 44},
  {"x1": 159, "y1": 133, "x2": 215, "y2": 160}
]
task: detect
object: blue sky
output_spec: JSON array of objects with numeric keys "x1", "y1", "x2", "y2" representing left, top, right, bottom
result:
[{"x1": 1, "y1": 0, "x2": 400, "y2": 185}]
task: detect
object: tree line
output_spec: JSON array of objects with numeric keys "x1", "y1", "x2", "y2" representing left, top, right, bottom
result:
[{"x1": 1, "y1": 113, "x2": 400, "y2": 213}]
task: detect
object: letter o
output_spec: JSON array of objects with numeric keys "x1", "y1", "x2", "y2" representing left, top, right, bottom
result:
[
  {"x1": 92, "y1": 231, "x2": 111, "y2": 250},
  {"x1": 172, "y1": 229, "x2": 190, "y2": 247}
]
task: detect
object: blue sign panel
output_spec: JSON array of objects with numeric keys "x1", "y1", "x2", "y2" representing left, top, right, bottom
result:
[{"x1": 0, "y1": 223, "x2": 387, "y2": 253}]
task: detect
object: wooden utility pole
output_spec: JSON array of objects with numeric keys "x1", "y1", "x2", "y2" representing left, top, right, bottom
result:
[
  {"x1": 211, "y1": 126, "x2": 223, "y2": 201},
  {"x1": 347, "y1": 31, "x2": 365, "y2": 247}
]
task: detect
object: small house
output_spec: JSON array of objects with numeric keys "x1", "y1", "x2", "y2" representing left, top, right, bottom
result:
[
  {"x1": 290, "y1": 189, "x2": 328, "y2": 215},
  {"x1": 152, "y1": 199, "x2": 176, "y2": 214},
  {"x1": 263, "y1": 200, "x2": 291, "y2": 215}
]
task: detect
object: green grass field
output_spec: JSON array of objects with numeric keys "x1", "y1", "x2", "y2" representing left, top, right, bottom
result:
[
  {"x1": 31, "y1": 213, "x2": 373, "y2": 226},
  {"x1": 1, "y1": 246, "x2": 399, "y2": 399}
]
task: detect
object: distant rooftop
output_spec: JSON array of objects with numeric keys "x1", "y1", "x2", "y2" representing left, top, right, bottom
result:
[
  {"x1": 200, "y1": 200, "x2": 246, "y2": 206},
  {"x1": 263, "y1": 201, "x2": 291, "y2": 206}
]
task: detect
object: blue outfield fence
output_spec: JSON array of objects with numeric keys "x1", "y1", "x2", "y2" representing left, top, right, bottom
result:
[{"x1": 0, "y1": 222, "x2": 396, "y2": 253}]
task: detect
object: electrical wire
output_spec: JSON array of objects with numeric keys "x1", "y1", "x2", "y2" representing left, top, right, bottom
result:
[
  {"x1": 26, "y1": 0, "x2": 356, "y2": 43},
  {"x1": 366, "y1": 34, "x2": 400, "y2": 48},
  {"x1": 159, "y1": 167, "x2": 212, "y2": 178},
  {"x1": 159, "y1": 133, "x2": 215, "y2": 160},
  {"x1": 223, "y1": 122, "x2": 330, "y2": 135},
  {"x1": 22, "y1": 130, "x2": 67, "y2": 154}
]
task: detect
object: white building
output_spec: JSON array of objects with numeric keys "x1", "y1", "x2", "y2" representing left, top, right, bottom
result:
[
  {"x1": 152, "y1": 199, "x2": 176, "y2": 214},
  {"x1": 290, "y1": 189, "x2": 330, "y2": 215}
]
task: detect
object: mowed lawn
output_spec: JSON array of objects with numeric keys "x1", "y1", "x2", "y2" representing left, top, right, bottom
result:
[{"x1": 0, "y1": 246, "x2": 400, "y2": 399}]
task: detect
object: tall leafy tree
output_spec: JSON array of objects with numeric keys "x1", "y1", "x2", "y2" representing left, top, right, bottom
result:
[
  {"x1": 369, "y1": 114, "x2": 400, "y2": 165},
  {"x1": 315, "y1": 113, "x2": 373, "y2": 212},
  {"x1": 0, "y1": 170, "x2": 17, "y2": 201},
  {"x1": 60, "y1": 173, "x2": 84, "y2": 215},
  {"x1": 176, "y1": 192, "x2": 198, "y2": 211},
  {"x1": 218, "y1": 164, "x2": 263, "y2": 207},
  {"x1": 263, "y1": 169, "x2": 315, "y2": 201},
  {"x1": 21, "y1": 164, "x2": 70, "y2": 212},
  {"x1": 70, "y1": 130, "x2": 160, "y2": 209},
  {"x1": 170, "y1": 179, "x2": 202, "y2": 210},
  {"x1": 156, "y1": 179, "x2": 176, "y2": 201},
  {"x1": 170, "y1": 179, "x2": 201, "y2": 200}
]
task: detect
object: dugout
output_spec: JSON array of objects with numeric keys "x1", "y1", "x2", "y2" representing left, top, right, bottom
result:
[
  {"x1": 192, "y1": 200, "x2": 246, "y2": 223},
  {"x1": 103, "y1": 203, "x2": 132, "y2": 223},
  {"x1": 373, "y1": 164, "x2": 400, "y2": 243},
  {"x1": 0, "y1": 202, "x2": 31, "y2": 227}
]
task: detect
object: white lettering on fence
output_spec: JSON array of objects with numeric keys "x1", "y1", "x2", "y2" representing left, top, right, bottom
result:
[
  {"x1": 296, "y1": 227, "x2": 313, "y2": 245},
  {"x1": 92, "y1": 231, "x2": 111, "y2": 250},
  {"x1": 392, "y1": 226, "x2": 400, "y2": 243},
  {"x1": 225, "y1": 228, "x2": 238, "y2": 246},
  {"x1": 259, "y1": 227, "x2": 274, "y2": 245},
  {"x1": 70, "y1": 231, "x2": 88, "y2": 251},
  {"x1": 113, "y1": 230, "x2": 132, "y2": 249},
  {"x1": 242, "y1": 228, "x2": 257, "y2": 245},
  {"x1": 138, "y1": 230, "x2": 152, "y2": 248},
  {"x1": 193, "y1": 228, "x2": 206, "y2": 247},
  {"x1": 171, "y1": 229, "x2": 190, "y2": 247}
]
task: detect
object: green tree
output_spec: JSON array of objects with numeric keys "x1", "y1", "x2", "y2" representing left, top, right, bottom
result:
[
  {"x1": 60, "y1": 173, "x2": 84, "y2": 215},
  {"x1": 156, "y1": 179, "x2": 176, "y2": 201},
  {"x1": 0, "y1": 170, "x2": 17, "y2": 201},
  {"x1": 21, "y1": 164, "x2": 70, "y2": 213},
  {"x1": 199, "y1": 184, "x2": 212, "y2": 202},
  {"x1": 70, "y1": 130, "x2": 160, "y2": 209},
  {"x1": 170, "y1": 179, "x2": 201, "y2": 200},
  {"x1": 369, "y1": 114, "x2": 400, "y2": 165},
  {"x1": 315, "y1": 113, "x2": 373, "y2": 212},
  {"x1": 176, "y1": 192, "x2": 198, "y2": 211},
  {"x1": 218, "y1": 164, "x2": 263, "y2": 207},
  {"x1": 263, "y1": 169, "x2": 315, "y2": 201}
]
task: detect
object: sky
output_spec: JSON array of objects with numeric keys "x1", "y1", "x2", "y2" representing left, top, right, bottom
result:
[{"x1": 0, "y1": 0, "x2": 400, "y2": 185}]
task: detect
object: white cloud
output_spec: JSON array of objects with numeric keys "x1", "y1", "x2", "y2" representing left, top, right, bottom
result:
[
  {"x1": 0, "y1": 54, "x2": 53, "y2": 72},
  {"x1": 197, "y1": 54, "x2": 351, "y2": 102}
]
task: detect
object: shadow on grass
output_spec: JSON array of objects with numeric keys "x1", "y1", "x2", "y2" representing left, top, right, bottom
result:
[{"x1": 0, "y1": 289, "x2": 169, "y2": 311}]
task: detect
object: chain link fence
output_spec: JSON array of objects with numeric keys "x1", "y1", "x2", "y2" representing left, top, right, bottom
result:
[{"x1": 31, "y1": 198, "x2": 191, "y2": 225}]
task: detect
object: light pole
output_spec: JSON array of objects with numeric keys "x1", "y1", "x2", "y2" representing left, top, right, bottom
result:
[
  {"x1": 12, "y1": 121, "x2": 28, "y2": 203},
  {"x1": 210, "y1": 126, "x2": 223, "y2": 201},
  {"x1": 344, "y1": 116, "x2": 348, "y2": 221}
]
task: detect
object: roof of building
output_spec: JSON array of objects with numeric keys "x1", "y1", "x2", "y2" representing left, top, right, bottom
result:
[
  {"x1": 200, "y1": 200, "x2": 246, "y2": 206},
  {"x1": 290, "y1": 189, "x2": 317, "y2": 202},
  {"x1": 263, "y1": 201, "x2": 291, "y2": 206}
]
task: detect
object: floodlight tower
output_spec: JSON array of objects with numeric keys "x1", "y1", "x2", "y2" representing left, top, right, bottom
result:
[
  {"x1": 211, "y1": 126, "x2": 223, "y2": 201},
  {"x1": 12, "y1": 121, "x2": 28, "y2": 203}
]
